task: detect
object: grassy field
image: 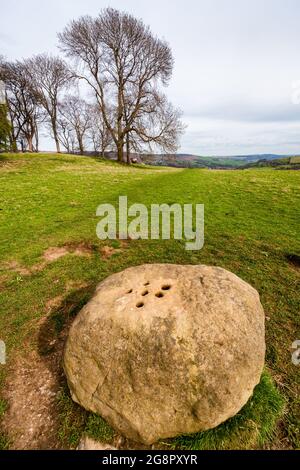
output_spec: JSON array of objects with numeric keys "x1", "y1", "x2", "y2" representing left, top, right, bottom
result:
[
  {"x1": 290, "y1": 156, "x2": 300, "y2": 164},
  {"x1": 0, "y1": 152, "x2": 299, "y2": 449}
]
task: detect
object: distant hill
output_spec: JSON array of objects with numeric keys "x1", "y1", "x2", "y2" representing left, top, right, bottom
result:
[
  {"x1": 243, "y1": 156, "x2": 300, "y2": 170},
  {"x1": 86, "y1": 151, "x2": 300, "y2": 169},
  {"x1": 139, "y1": 153, "x2": 298, "y2": 169}
]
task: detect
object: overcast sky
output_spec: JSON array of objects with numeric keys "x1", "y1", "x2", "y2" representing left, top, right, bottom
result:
[{"x1": 2, "y1": 0, "x2": 300, "y2": 155}]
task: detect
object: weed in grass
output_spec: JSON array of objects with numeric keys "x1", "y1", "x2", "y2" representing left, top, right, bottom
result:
[{"x1": 84, "y1": 414, "x2": 115, "y2": 443}]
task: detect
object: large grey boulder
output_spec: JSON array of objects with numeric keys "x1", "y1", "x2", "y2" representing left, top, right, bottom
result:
[{"x1": 63, "y1": 264, "x2": 265, "y2": 444}]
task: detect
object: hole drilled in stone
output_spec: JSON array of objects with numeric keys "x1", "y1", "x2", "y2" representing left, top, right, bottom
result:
[
  {"x1": 155, "y1": 292, "x2": 164, "y2": 298},
  {"x1": 162, "y1": 284, "x2": 171, "y2": 291},
  {"x1": 127, "y1": 289, "x2": 133, "y2": 294},
  {"x1": 136, "y1": 301, "x2": 144, "y2": 308},
  {"x1": 142, "y1": 290, "x2": 149, "y2": 296},
  {"x1": 144, "y1": 281, "x2": 150, "y2": 286}
]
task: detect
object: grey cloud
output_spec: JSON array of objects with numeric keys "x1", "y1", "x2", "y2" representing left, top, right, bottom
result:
[{"x1": 184, "y1": 103, "x2": 300, "y2": 124}]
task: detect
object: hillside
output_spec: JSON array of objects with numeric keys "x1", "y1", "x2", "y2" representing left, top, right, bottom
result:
[
  {"x1": 0, "y1": 153, "x2": 299, "y2": 450},
  {"x1": 243, "y1": 156, "x2": 300, "y2": 170},
  {"x1": 102, "y1": 151, "x2": 297, "y2": 169}
]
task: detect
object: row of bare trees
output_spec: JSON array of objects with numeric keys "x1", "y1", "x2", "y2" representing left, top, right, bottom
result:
[{"x1": 0, "y1": 8, "x2": 185, "y2": 163}]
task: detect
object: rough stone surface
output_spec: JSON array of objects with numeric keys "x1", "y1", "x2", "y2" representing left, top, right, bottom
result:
[
  {"x1": 64, "y1": 264, "x2": 265, "y2": 444},
  {"x1": 77, "y1": 436, "x2": 117, "y2": 450}
]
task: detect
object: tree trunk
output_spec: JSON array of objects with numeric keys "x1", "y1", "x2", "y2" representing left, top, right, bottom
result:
[
  {"x1": 27, "y1": 135, "x2": 33, "y2": 152},
  {"x1": 117, "y1": 141, "x2": 124, "y2": 162},
  {"x1": 35, "y1": 133, "x2": 39, "y2": 152},
  {"x1": 9, "y1": 135, "x2": 17, "y2": 152},
  {"x1": 126, "y1": 133, "x2": 131, "y2": 165},
  {"x1": 52, "y1": 119, "x2": 61, "y2": 153},
  {"x1": 54, "y1": 133, "x2": 61, "y2": 153},
  {"x1": 8, "y1": 122, "x2": 17, "y2": 152},
  {"x1": 34, "y1": 121, "x2": 39, "y2": 152},
  {"x1": 77, "y1": 131, "x2": 84, "y2": 155}
]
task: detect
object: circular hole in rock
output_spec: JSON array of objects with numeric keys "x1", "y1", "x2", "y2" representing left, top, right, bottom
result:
[
  {"x1": 162, "y1": 284, "x2": 171, "y2": 291},
  {"x1": 155, "y1": 292, "x2": 164, "y2": 298},
  {"x1": 127, "y1": 289, "x2": 133, "y2": 294},
  {"x1": 142, "y1": 290, "x2": 149, "y2": 296},
  {"x1": 136, "y1": 301, "x2": 144, "y2": 308}
]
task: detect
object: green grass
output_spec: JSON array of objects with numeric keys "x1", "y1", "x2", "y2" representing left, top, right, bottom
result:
[
  {"x1": 56, "y1": 371, "x2": 284, "y2": 450},
  {"x1": 84, "y1": 414, "x2": 115, "y2": 443},
  {"x1": 57, "y1": 385, "x2": 115, "y2": 448},
  {"x1": 0, "y1": 399, "x2": 9, "y2": 450},
  {"x1": 0, "y1": 152, "x2": 299, "y2": 449},
  {"x1": 56, "y1": 387, "x2": 87, "y2": 448},
  {"x1": 168, "y1": 371, "x2": 285, "y2": 450}
]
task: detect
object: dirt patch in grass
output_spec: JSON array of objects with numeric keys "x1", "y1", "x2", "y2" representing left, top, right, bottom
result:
[
  {"x1": 2, "y1": 240, "x2": 130, "y2": 279},
  {"x1": 45, "y1": 295, "x2": 65, "y2": 313},
  {"x1": 99, "y1": 237, "x2": 131, "y2": 259},
  {"x1": 2, "y1": 242, "x2": 98, "y2": 278},
  {"x1": 2, "y1": 284, "x2": 95, "y2": 449},
  {"x1": 100, "y1": 245, "x2": 122, "y2": 259},
  {"x1": 2, "y1": 345, "x2": 61, "y2": 449},
  {"x1": 2, "y1": 261, "x2": 31, "y2": 276},
  {"x1": 43, "y1": 242, "x2": 96, "y2": 261},
  {"x1": 43, "y1": 247, "x2": 70, "y2": 262}
]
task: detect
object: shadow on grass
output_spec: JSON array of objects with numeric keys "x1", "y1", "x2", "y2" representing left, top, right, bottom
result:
[
  {"x1": 286, "y1": 253, "x2": 300, "y2": 268},
  {"x1": 37, "y1": 284, "x2": 116, "y2": 448},
  {"x1": 38, "y1": 284, "x2": 95, "y2": 359},
  {"x1": 0, "y1": 154, "x2": 14, "y2": 164}
]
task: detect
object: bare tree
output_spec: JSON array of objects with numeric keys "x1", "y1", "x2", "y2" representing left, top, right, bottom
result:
[
  {"x1": 59, "y1": 8, "x2": 183, "y2": 163},
  {"x1": 88, "y1": 104, "x2": 113, "y2": 156},
  {"x1": 57, "y1": 115, "x2": 76, "y2": 153},
  {"x1": 0, "y1": 59, "x2": 43, "y2": 152},
  {"x1": 129, "y1": 91, "x2": 185, "y2": 155},
  {"x1": 59, "y1": 94, "x2": 91, "y2": 154},
  {"x1": 25, "y1": 54, "x2": 73, "y2": 153}
]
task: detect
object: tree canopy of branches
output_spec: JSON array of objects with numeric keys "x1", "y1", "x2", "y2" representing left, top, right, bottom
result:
[
  {"x1": 57, "y1": 114, "x2": 76, "y2": 154},
  {"x1": 25, "y1": 54, "x2": 73, "y2": 153},
  {"x1": 0, "y1": 60, "x2": 42, "y2": 152},
  {"x1": 0, "y1": 9, "x2": 184, "y2": 160},
  {"x1": 87, "y1": 104, "x2": 113, "y2": 156},
  {"x1": 58, "y1": 94, "x2": 91, "y2": 154},
  {"x1": 59, "y1": 7, "x2": 184, "y2": 163}
]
